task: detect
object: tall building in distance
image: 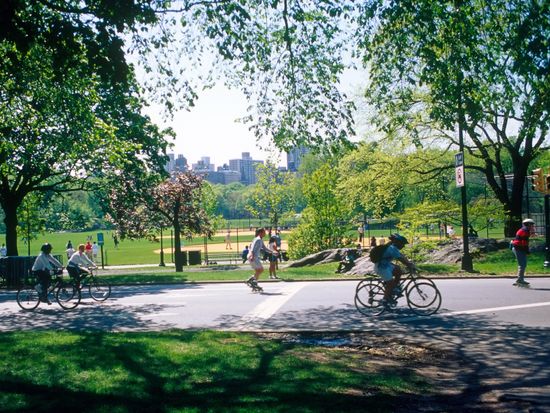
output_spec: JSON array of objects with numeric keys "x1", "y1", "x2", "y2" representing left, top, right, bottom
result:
[
  {"x1": 165, "y1": 153, "x2": 188, "y2": 173},
  {"x1": 286, "y1": 146, "x2": 311, "y2": 172},
  {"x1": 229, "y1": 152, "x2": 263, "y2": 185},
  {"x1": 191, "y1": 156, "x2": 215, "y2": 172},
  {"x1": 175, "y1": 154, "x2": 188, "y2": 171}
]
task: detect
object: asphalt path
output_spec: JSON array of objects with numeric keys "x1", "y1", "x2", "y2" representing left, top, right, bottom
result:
[
  {"x1": 1, "y1": 278, "x2": 549, "y2": 332},
  {"x1": 1, "y1": 278, "x2": 550, "y2": 410}
]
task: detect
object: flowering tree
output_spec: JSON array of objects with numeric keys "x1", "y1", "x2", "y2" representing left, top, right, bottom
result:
[{"x1": 107, "y1": 171, "x2": 212, "y2": 272}]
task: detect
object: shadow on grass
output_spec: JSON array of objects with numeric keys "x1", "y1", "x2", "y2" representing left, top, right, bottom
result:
[{"x1": 0, "y1": 330, "x2": 414, "y2": 413}]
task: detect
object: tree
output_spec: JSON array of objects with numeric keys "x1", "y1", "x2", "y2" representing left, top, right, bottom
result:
[
  {"x1": 247, "y1": 162, "x2": 295, "y2": 228},
  {"x1": 288, "y1": 163, "x2": 351, "y2": 258},
  {"x1": 357, "y1": 0, "x2": 549, "y2": 236},
  {"x1": 337, "y1": 143, "x2": 408, "y2": 219},
  {"x1": 0, "y1": 41, "x2": 169, "y2": 255},
  {"x1": 2, "y1": 1, "x2": 356, "y2": 151},
  {"x1": 107, "y1": 171, "x2": 212, "y2": 272}
]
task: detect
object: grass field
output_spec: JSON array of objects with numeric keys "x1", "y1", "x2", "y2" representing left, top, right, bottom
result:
[{"x1": 0, "y1": 330, "x2": 429, "y2": 412}]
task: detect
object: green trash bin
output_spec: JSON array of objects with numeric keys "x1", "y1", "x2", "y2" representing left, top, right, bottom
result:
[{"x1": 188, "y1": 250, "x2": 201, "y2": 265}]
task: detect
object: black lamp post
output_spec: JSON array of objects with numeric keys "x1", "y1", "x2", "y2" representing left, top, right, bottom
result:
[{"x1": 159, "y1": 226, "x2": 165, "y2": 266}]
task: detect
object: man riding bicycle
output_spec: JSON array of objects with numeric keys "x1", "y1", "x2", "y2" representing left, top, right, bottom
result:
[
  {"x1": 374, "y1": 234, "x2": 415, "y2": 305},
  {"x1": 67, "y1": 244, "x2": 97, "y2": 287}
]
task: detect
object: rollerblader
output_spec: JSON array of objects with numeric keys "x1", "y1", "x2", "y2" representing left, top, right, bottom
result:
[
  {"x1": 511, "y1": 218, "x2": 536, "y2": 287},
  {"x1": 245, "y1": 228, "x2": 278, "y2": 292}
]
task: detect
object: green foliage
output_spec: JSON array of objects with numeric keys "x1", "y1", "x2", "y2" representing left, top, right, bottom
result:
[
  {"x1": 289, "y1": 163, "x2": 351, "y2": 258},
  {"x1": 357, "y1": 0, "x2": 549, "y2": 233},
  {"x1": 0, "y1": 39, "x2": 169, "y2": 255},
  {"x1": 247, "y1": 162, "x2": 295, "y2": 228}
]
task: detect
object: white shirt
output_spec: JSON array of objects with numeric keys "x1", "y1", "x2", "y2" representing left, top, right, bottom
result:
[
  {"x1": 92, "y1": 244, "x2": 99, "y2": 254},
  {"x1": 68, "y1": 251, "x2": 95, "y2": 268},
  {"x1": 32, "y1": 253, "x2": 62, "y2": 271}
]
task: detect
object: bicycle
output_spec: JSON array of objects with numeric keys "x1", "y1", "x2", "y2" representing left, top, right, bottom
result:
[
  {"x1": 78, "y1": 267, "x2": 111, "y2": 301},
  {"x1": 354, "y1": 269, "x2": 441, "y2": 316},
  {"x1": 16, "y1": 270, "x2": 81, "y2": 311}
]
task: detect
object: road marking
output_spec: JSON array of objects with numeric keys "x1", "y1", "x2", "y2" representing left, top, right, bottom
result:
[
  {"x1": 237, "y1": 283, "x2": 309, "y2": 329},
  {"x1": 447, "y1": 301, "x2": 550, "y2": 316}
]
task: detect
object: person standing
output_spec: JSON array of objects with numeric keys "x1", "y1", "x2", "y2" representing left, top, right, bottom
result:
[
  {"x1": 31, "y1": 243, "x2": 63, "y2": 304},
  {"x1": 511, "y1": 218, "x2": 536, "y2": 287},
  {"x1": 0, "y1": 243, "x2": 6, "y2": 257},
  {"x1": 241, "y1": 245, "x2": 249, "y2": 264},
  {"x1": 358, "y1": 225, "x2": 364, "y2": 243},
  {"x1": 268, "y1": 235, "x2": 279, "y2": 279},
  {"x1": 66, "y1": 244, "x2": 75, "y2": 260},
  {"x1": 274, "y1": 229, "x2": 282, "y2": 265},
  {"x1": 91, "y1": 242, "x2": 99, "y2": 262},
  {"x1": 85, "y1": 241, "x2": 93, "y2": 259},
  {"x1": 225, "y1": 231, "x2": 232, "y2": 250},
  {"x1": 245, "y1": 228, "x2": 277, "y2": 291}
]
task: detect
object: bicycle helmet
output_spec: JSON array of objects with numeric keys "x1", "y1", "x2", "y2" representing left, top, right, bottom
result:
[
  {"x1": 40, "y1": 243, "x2": 52, "y2": 253},
  {"x1": 522, "y1": 218, "x2": 535, "y2": 225},
  {"x1": 389, "y1": 233, "x2": 409, "y2": 246}
]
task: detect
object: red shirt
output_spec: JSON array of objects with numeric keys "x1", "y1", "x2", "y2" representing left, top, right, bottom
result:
[{"x1": 512, "y1": 225, "x2": 530, "y2": 251}]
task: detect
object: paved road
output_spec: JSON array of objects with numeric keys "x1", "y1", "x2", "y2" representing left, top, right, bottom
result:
[{"x1": 1, "y1": 278, "x2": 549, "y2": 331}]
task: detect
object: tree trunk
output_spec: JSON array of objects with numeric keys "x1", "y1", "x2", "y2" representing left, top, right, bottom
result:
[
  {"x1": 173, "y1": 216, "x2": 184, "y2": 272},
  {"x1": 2, "y1": 202, "x2": 19, "y2": 256}
]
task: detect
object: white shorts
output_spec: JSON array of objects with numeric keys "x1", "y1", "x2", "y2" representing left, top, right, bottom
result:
[
  {"x1": 250, "y1": 259, "x2": 263, "y2": 270},
  {"x1": 374, "y1": 263, "x2": 395, "y2": 282}
]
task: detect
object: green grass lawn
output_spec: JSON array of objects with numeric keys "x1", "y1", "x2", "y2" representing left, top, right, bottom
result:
[
  {"x1": 0, "y1": 330, "x2": 429, "y2": 412},
  {"x1": 0, "y1": 230, "x2": 250, "y2": 266}
]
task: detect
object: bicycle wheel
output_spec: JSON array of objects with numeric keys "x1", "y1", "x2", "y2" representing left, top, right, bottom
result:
[
  {"x1": 355, "y1": 280, "x2": 386, "y2": 316},
  {"x1": 16, "y1": 286, "x2": 40, "y2": 311},
  {"x1": 55, "y1": 282, "x2": 81, "y2": 310},
  {"x1": 406, "y1": 282, "x2": 441, "y2": 316},
  {"x1": 355, "y1": 276, "x2": 377, "y2": 293},
  {"x1": 88, "y1": 277, "x2": 111, "y2": 301}
]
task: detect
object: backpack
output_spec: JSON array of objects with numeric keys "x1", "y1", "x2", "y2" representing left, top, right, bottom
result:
[{"x1": 369, "y1": 244, "x2": 389, "y2": 263}]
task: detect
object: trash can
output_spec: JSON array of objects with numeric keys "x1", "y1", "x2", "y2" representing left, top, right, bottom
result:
[{"x1": 188, "y1": 250, "x2": 201, "y2": 266}]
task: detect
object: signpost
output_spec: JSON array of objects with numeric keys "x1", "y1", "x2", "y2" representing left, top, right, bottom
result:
[{"x1": 455, "y1": 152, "x2": 465, "y2": 188}]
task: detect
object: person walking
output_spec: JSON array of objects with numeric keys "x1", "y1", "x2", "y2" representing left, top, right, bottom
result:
[
  {"x1": 0, "y1": 243, "x2": 6, "y2": 257},
  {"x1": 511, "y1": 218, "x2": 536, "y2": 287},
  {"x1": 245, "y1": 228, "x2": 277, "y2": 291}
]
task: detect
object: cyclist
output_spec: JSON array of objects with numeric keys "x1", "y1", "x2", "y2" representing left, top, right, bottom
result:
[
  {"x1": 375, "y1": 234, "x2": 415, "y2": 305},
  {"x1": 511, "y1": 218, "x2": 536, "y2": 286},
  {"x1": 67, "y1": 244, "x2": 97, "y2": 287},
  {"x1": 31, "y1": 243, "x2": 63, "y2": 304}
]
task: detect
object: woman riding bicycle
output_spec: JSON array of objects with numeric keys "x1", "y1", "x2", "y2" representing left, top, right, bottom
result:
[
  {"x1": 67, "y1": 244, "x2": 97, "y2": 287},
  {"x1": 31, "y1": 243, "x2": 63, "y2": 304},
  {"x1": 374, "y1": 234, "x2": 415, "y2": 305}
]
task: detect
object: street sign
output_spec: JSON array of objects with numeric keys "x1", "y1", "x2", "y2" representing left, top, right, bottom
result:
[
  {"x1": 455, "y1": 152, "x2": 465, "y2": 188},
  {"x1": 97, "y1": 232, "x2": 104, "y2": 246}
]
